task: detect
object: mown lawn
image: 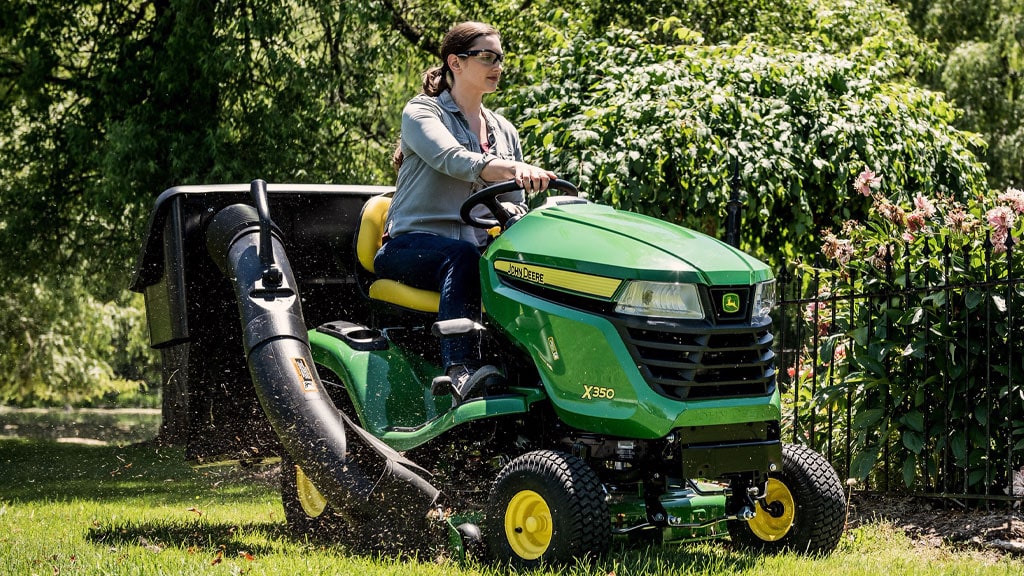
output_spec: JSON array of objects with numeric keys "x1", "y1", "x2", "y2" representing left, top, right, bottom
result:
[{"x1": 1, "y1": 437, "x2": 1022, "y2": 575}]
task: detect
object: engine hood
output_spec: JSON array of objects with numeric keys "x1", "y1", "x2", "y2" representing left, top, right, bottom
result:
[{"x1": 484, "y1": 202, "x2": 772, "y2": 295}]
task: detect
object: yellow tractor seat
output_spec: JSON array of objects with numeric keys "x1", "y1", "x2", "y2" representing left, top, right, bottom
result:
[{"x1": 355, "y1": 195, "x2": 441, "y2": 313}]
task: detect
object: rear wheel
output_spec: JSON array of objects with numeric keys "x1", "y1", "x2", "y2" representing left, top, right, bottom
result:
[
  {"x1": 279, "y1": 366, "x2": 361, "y2": 541},
  {"x1": 484, "y1": 450, "x2": 610, "y2": 567},
  {"x1": 728, "y1": 443, "x2": 846, "y2": 554},
  {"x1": 279, "y1": 452, "x2": 352, "y2": 540}
]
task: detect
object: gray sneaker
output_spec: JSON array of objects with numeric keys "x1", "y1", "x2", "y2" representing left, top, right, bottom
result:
[
  {"x1": 445, "y1": 364, "x2": 504, "y2": 407},
  {"x1": 429, "y1": 364, "x2": 472, "y2": 398},
  {"x1": 447, "y1": 364, "x2": 473, "y2": 393}
]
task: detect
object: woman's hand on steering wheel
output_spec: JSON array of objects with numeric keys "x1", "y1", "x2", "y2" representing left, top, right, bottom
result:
[
  {"x1": 513, "y1": 162, "x2": 558, "y2": 193},
  {"x1": 460, "y1": 178, "x2": 580, "y2": 229}
]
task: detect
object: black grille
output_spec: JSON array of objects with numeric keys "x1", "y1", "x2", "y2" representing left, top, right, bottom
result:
[{"x1": 618, "y1": 321, "x2": 776, "y2": 401}]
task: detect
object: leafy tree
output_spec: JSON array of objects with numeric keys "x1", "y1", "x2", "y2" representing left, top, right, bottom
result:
[
  {"x1": 497, "y1": 17, "x2": 987, "y2": 264},
  {"x1": 0, "y1": 276, "x2": 153, "y2": 405},
  {"x1": 0, "y1": 1, "x2": 437, "y2": 291},
  {"x1": 894, "y1": 0, "x2": 1023, "y2": 189},
  {"x1": 0, "y1": 0, "x2": 433, "y2": 405}
]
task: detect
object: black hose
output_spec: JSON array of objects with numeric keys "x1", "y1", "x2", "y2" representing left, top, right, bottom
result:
[{"x1": 205, "y1": 203, "x2": 440, "y2": 522}]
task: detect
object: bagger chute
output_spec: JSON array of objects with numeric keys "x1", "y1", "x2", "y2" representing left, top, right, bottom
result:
[{"x1": 203, "y1": 180, "x2": 440, "y2": 538}]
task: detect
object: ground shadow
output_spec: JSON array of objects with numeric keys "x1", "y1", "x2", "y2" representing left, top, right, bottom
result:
[
  {"x1": 0, "y1": 439, "x2": 274, "y2": 505},
  {"x1": 598, "y1": 537, "x2": 763, "y2": 574},
  {"x1": 86, "y1": 519, "x2": 289, "y2": 557}
]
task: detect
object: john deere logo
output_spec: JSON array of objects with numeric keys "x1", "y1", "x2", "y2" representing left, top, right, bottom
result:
[{"x1": 722, "y1": 293, "x2": 741, "y2": 314}]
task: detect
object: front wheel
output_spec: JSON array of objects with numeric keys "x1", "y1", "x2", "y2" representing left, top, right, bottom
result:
[
  {"x1": 484, "y1": 450, "x2": 610, "y2": 567},
  {"x1": 727, "y1": 443, "x2": 846, "y2": 554}
]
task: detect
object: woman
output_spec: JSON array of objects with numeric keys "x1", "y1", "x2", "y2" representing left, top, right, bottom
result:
[{"x1": 374, "y1": 21, "x2": 556, "y2": 403}]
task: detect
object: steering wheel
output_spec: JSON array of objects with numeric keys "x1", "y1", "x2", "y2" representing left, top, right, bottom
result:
[{"x1": 460, "y1": 178, "x2": 579, "y2": 229}]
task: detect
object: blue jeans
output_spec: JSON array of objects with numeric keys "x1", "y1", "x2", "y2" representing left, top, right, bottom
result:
[{"x1": 373, "y1": 232, "x2": 482, "y2": 369}]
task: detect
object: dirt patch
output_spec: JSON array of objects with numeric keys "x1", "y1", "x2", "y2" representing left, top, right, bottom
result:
[{"x1": 847, "y1": 493, "x2": 1024, "y2": 558}]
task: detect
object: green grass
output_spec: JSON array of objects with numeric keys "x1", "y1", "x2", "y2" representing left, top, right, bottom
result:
[{"x1": 1, "y1": 437, "x2": 1022, "y2": 575}]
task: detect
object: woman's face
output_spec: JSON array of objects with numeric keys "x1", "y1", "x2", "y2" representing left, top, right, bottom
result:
[{"x1": 449, "y1": 34, "x2": 504, "y2": 95}]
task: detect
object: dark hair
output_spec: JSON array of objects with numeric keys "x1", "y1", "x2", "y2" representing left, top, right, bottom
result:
[
  {"x1": 395, "y1": 22, "x2": 500, "y2": 171},
  {"x1": 421, "y1": 21, "x2": 500, "y2": 96}
]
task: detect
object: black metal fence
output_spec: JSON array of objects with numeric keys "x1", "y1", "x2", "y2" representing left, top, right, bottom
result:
[{"x1": 774, "y1": 236, "x2": 1023, "y2": 504}]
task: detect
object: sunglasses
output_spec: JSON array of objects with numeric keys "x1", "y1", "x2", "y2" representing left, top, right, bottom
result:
[{"x1": 458, "y1": 49, "x2": 505, "y2": 66}]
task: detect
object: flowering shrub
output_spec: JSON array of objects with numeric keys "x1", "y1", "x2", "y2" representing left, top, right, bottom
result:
[{"x1": 790, "y1": 169, "x2": 1024, "y2": 493}]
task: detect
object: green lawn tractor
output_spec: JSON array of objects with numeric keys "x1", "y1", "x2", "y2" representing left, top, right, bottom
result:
[{"x1": 131, "y1": 179, "x2": 846, "y2": 566}]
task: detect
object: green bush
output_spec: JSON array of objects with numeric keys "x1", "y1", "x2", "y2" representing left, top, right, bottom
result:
[
  {"x1": 0, "y1": 278, "x2": 157, "y2": 407},
  {"x1": 498, "y1": 20, "x2": 987, "y2": 266}
]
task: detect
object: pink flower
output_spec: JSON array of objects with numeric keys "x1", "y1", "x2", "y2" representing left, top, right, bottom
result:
[
  {"x1": 913, "y1": 193, "x2": 936, "y2": 217},
  {"x1": 854, "y1": 168, "x2": 882, "y2": 196},
  {"x1": 787, "y1": 366, "x2": 797, "y2": 379},
  {"x1": 820, "y1": 231, "x2": 855, "y2": 266},
  {"x1": 875, "y1": 199, "x2": 906, "y2": 226},
  {"x1": 998, "y1": 188, "x2": 1024, "y2": 214},
  {"x1": 986, "y1": 206, "x2": 1016, "y2": 253},
  {"x1": 903, "y1": 232, "x2": 915, "y2": 242},
  {"x1": 987, "y1": 205, "x2": 1016, "y2": 229},
  {"x1": 867, "y1": 245, "x2": 891, "y2": 269},
  {"x1": 906, "y1": 211, "x2": 926, "y2": 233},
  {"x1": 804, "y1": 301, "x2": 827, "y2": 318},
  {"x1": 992, "y1": 228, "x2": 1010, "y2": 253},
  {"x1": 945, "y1": 205, "x2": 978, "y2": 234}
]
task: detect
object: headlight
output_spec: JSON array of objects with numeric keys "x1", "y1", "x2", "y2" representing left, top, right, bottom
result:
[
  {"x1": 752, "y1": 279, "x2": 776, "y2": 323},
  {"x1": 614, "y1": 281, "x2": 704, "y2": 319}
]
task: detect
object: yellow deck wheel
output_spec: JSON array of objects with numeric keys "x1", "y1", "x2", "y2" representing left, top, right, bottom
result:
[
  {"x1": 748, "y1": 477, "x2": 796, "y2": 541},
  {"x1": 504, "y1": 489, "x2": 553, "y2": 560},
  {"x1": 295, "y1": 465, "x2": 328, "y2": 518}
]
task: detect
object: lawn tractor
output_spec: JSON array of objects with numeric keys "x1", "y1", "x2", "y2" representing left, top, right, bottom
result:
[{"x1": 131, "y1": 179, "x2": 846, "y2": 566}]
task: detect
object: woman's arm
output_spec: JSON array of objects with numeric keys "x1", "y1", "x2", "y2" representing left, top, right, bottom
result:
[
  {"x1": 402, "y1": 100, "x2": 491, "y2": 182},
  {"x1": 403, "y1": 96, "x2": 556, "y2": 190},
  {"x1": 481, "y1": 158, "x2": 557, "y2": 191}
]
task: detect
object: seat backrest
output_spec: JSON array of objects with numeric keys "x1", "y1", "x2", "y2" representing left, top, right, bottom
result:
[{"x1": 355, "y1": 195, "x2": 391, "y2": 274}]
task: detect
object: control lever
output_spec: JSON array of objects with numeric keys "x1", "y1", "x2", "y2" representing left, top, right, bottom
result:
[{"x1": 250, "y1": 179, "x2": 282, "y2": 286}]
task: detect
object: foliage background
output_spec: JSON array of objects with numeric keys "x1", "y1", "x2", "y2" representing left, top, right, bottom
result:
[{"x1": 0, "y1": 0, "x2": 1019, "y2": 437}]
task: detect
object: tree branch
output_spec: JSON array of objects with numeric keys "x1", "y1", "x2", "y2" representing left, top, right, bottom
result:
[{"x1": 376, "y1": 0, "x2": 439, "y2": 57}]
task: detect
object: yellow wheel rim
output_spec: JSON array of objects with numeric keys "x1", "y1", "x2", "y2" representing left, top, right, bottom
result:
[
  {"x1": 504, "y1": 489, "x2": 553, "y2": 560},
  {"x1": 295, "y1": 465, "x2": 327, "y2": 518},
  {"x1": 749, "y1": 477, "x2": 796, "y2": 541}
]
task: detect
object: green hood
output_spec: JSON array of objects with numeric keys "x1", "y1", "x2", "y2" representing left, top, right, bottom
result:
[{"x1": 485, "y1": 202, "x2": 772, "y2": 288}]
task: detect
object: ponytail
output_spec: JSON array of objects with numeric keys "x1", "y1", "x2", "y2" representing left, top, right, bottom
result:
[
  {"x1": 392, "y1": 138, "x2": 404, "y2": 172},
  {"x1": 422, "y1": 22, "x2": 498, "y2": 97},
  {"x1": 421, "y1": 64, "x2": 453, "y2": 97}
]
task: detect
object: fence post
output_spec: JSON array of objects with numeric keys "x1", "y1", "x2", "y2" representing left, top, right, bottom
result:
[
  {"x1": 984, "y1": 232, "x2": 994, "y2": 507},
  {"x1": 941, "y1": 238, "x2": 953, "y2": 495},
  {"x1": 1003, "y1": 234, "x2": 1017, "y2": 515},
  {"x1": 920, "y1": 239, "x2": 933, "y2": 492},
  {"x1": 725, "y1": 186, "x2": 743, "y2": 249}
]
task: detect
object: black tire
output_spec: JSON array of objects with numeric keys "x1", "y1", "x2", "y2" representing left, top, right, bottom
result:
[
  {"x1": 484, "y1": 450, "x2": 610, "y2": 567},
  {"x1": 728, "y1": 443, "x2": 846, "y2": 554},
  {"x1": 279, "y1": 451, "x2": 353, "y2": 541},
  {"x1": 279, "y1": 367, "x2": 442, "y2": 557}
]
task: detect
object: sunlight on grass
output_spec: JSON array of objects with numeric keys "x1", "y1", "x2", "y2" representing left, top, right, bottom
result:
[{"x1": 2, "y1": 437, "x2": 1023, "y2": 575}]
